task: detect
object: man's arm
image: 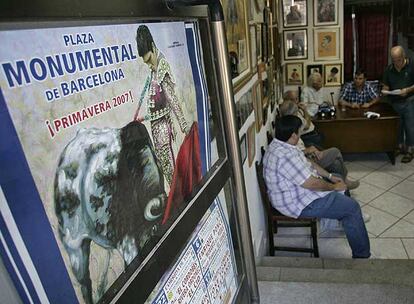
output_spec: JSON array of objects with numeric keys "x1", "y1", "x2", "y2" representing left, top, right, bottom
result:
[{"x1": 301, "y1": 175, "x2": 346, "y2": 191}]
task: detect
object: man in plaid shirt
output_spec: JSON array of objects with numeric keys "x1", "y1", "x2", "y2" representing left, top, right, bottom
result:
[
  {"x1": 339, "y1": 69, "x2": 379, "y2": 109},
  {"x1": 263, "y1": 115, "x2": 371, "y2": 258}
]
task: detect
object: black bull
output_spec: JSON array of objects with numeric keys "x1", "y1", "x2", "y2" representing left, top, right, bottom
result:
[{"x1": 54, "y1": 121, "x2": 166, "y2": 303}]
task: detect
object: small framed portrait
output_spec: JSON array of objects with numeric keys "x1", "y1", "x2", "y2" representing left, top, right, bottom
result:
[
  {"x1": 282, "y1": 0, "x2": 307, "y2": 27},
  {"x1": 283, "y1": 29, "x2": 307, "y2": 60},
  {"x1": 256, "y1": 23, "x2": 262, "y2": 62},
  {"x1": 324, "y1": 63, "x2": 342, "y2": 86},
  {"x1": 247, "y1": 122, "x2": 256, "y2": 167},
  {"x1": 314, "y1": 27, "x2": 340, "y2": 61},
  {"x1": 240, "y1": 133, "x2": 247, "y2": 165},
  {"x1": 285, "y1": 62, "x2": 304, "y2": 85},
  {"x1": 253, "y1": 81, "x2": 263, "y2": 132},
  {"x1": 306, "y1": 64, "x2": 323, "y2": 79},
  {"x1": 314, "y1": 0, "x2": 338, "y2": 26},
  {"x1": 271, "y1": 0, "x2": 279, "y2": 25}
]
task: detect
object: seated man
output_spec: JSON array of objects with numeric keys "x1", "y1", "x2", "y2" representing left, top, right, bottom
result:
[
  {"x1": 301, "y1": 72, "x2": 325, "y2": 116},
  {"x1": 279, "y1": 98, "x2": 359, "y2": 190},
  {"x1": 263, "y1": 115, "x2": 371, "y2": 258},
  {"x1": 283, "y1": 90, "x2": 323, "y2": 147},
  {"x1": 339, "y1": 69, "x2": 379, "y2": 109}
]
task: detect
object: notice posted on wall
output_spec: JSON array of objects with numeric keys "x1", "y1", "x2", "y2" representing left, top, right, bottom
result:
[{"x1": 146, "y1": 199, "x2": 238, "y2": 304}]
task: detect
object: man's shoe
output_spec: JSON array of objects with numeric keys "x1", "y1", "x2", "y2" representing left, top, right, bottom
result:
[
  {"x1": 346, "y1": 179, "x2": 360, "y2": 190},
  {"x1": 362, "y1": 212, "x2": 371, "y2": 223}
]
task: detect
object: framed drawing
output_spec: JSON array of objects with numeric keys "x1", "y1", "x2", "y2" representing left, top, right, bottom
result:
[
  {"x1": 253, "y1": 81, "x2": 263, "y2": 132},
  {"x1": 314, "y1": 27, "x2": 340, "y2": 61},
  {"x1": 314, "y1": 0, "x2": 338, "y2": 26},
  {"x1": 282, "y1": 0, "x2": 307, "y2": 27},
  {"x1": 324, "y1": 63, "x2": 342, "y2": 86},
  {"x1": 250, "y1": 24, "x2": 257, "y2": 70},
  {"x1": 285, "y1": 62, "x2": 304, "y2": 85},
  {"x1": 222, "y1": 0, "x2": 252, "y2": 91},
  {"x1": 240, "y1": 133, "x2": 247, "y2": 165},
  {"x1": 247, "y1": 122, "x2": 256, "y2": 167},
  {"x1": 306, "y1": 64, "x2": 323, "y2": 79},
  {"x1": 283, "y1": 29, "x2": 307, "y2": 60}
]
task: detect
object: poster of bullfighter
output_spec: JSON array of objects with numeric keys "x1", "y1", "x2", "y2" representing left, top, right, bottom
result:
[{"x1": 0, "y1": 21, "x2": 212, "y2": 303}]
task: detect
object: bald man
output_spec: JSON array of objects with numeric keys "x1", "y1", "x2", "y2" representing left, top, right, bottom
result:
[{"x1": 382, "y1": 46, "x2": 414, "y2": 163}]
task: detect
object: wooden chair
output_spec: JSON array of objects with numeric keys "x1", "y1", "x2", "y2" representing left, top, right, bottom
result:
[{"x1": 255, "y1": 160, "x2": 319, "y2": 257}]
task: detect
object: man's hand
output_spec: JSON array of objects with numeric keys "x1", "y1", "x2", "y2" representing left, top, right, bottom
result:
[
  {"x1": 306, "y1": 145, "x2": 319, "y2": 153},
  {"x1": 351, "y1": 103, "x2": 360, "y2": 109},
  {"x1": 332, "y1": 180, "x2": 347, "y2": 191},
  {"x1": 361, "y1": 102, "x2": 371, "y2": 109},
  {"x1": 400, "y1": 88, "x2": 409, "y2": 97},
  {"x1": 329, "y1": 174, "x2": 343, "y2": 183}
]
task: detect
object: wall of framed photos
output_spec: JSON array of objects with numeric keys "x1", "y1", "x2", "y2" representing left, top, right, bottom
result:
[
  {"x1": 280, "y1": 0, "x2": 345, "y2": 103},
  {"x1": 227, "y1": 0, "x2": 345, "y2": 263}
]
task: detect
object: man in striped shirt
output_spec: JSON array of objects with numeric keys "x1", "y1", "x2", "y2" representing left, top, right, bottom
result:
[
  {"x1": 263, "y1": 115, "x2": 370, "y2": 258},
  {"x1": 338, "y1": 69, "x2": 379, "y2": 109}
]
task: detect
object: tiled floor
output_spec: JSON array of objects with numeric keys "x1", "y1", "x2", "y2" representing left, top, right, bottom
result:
[{"x1": 274, "y1": 153, "x2": 414, "y2": 259}]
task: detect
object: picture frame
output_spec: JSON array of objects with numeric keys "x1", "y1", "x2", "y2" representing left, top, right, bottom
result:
[
  {"x1": 250, "y1": 0, "x2": 265, "y2": 23},
  {"x1": 256, "y1": 23, "x2": 262, "y2": 62},
  {"x1": 253, "y1": 81, "x2": 263, "y2": 132},
  {"x1": 306, "y1": 64, "x2": 323, "y2": 80},
  {"x1": 247, "y1": 122, "x2": 256, "y2": 167},
  {"x1": 283, "y1": 29, "x2": 307, "y2": 60},
  {"x1": 314, "y1": 0, "x2": 338, "y2": 26},
  {"x1": 249, "y1": 24, "x2": 257, "y2": 70},
  {"x1": 271, "y1": 0, "x2": 280, "y2": 26},
  {"x1": 222, "y1": 0, "x2": 252, "y2": 91},
  {"x1": 235, "y1": 88, "x2": 254, "y2": 130},
  {"x1": 314, "y1": 27, "x2": 340, "y2": 61},
  {"x1": 282, "y1": 0, "x2": 307, "y2": 27},
  {"x1": 261, "y1": 22, "x2": 269, "y2": 63},
  {"x1": 324, "y1": 63, "x2": 342, "y2": 86},
  {"x1": 240, "y1": 133, "x2": 247, "y2": 165},
  {"x1": 285, "y1": 62, "x2": 304, "y2": 85}
]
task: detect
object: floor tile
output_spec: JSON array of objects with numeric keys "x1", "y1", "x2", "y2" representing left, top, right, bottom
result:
[
  {"x1": 346, "y1": 162, "x2": 374, "y2": 180},
  {"x1": 361, "y1": 205, "x2": 400, "y2": 236},
  {"x1": 403, "y1": 210, "x2": 414, "y2": 225},
  {"x1": 390, "y1": 179, "x2": 414, "y2": 200},
  {"x1": 407, "y1": 173, "x2": 414, "y2": 182},
  {"x1": 381, "y1": 220, "x2": 414, "y2": 238},
  {"x1": 361, "y1": 171, "x2": 403, "y2": 190},
  {"x1": 402, "y1": 239, "x2": 414, "y2": 259},
  {"x1": 350, "y1": 181, "x2": 386, "y2": 204},
  {"x1": 368, "y1": 192, "x2": 414, "y2": 218},
  {"x1": 355, "y1": 159, "x2": 388, "y2": 170},
  {"x1": 369, "y1": 238, "x2": 408, "y2": 259},
  {"x1": 381, "y1": 162, "x2": 414, "y2": 179},
  {"x1": 318, "y1": 238, "x2": 352, "y2": 258}
]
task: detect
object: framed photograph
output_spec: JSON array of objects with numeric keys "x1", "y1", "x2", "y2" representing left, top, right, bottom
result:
[
  {"x1": 222, "y1": 0, "x2": 252, "y2": 91},
  {"x1": 314, "y1": 0, "x2": 338, "y2": 26},
  {"x1": 261, "y1": 23, "x2": 269, "y2": 63},
  {"x1": 250, "y1": 0, "x2": 265, "y2": 23},
  {"x1": 240, "y1": 133, "x2": 247, "y2": 164},
  {"x1": 283, "y1": 29, "x2": 307, "y2": 60},
  {"x1": 306, "y1": 64, "x2": 323, "y2": 79},
  {"x1": 282, "y1": 0, "x2": 307, "y2": 27},
  {"x1": 271, "y1": 0, "x2": 280, "y2": 25},
  {"x1": 285, "y1": 62, "x2": 304, "y2": 85},
  {"x1": 247, "y1": 122, "x2": 256, "y2": 167},
  {"x1": 256, "y1": 23, "x2": 262, "y2": 62},
  {"x1": 250, "y1": 25, "x2": 257, "y2": 70},
  {"x1": 235, "y1": 88, "x2": 254, "y2": 130},
  {"x1": 314, "y1": 27, "x2": 340, "y2": 61},
  {"x1": 324, "y1": 63, "x2": 342, "y2": 86},
  {"x1": 253, "y1": 81, "x2": 263, "y2": 132}
]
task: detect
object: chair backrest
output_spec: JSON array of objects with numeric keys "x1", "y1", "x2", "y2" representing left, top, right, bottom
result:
[{"x1": 255, "y1": 159, "x2": 284, "y2": 218}]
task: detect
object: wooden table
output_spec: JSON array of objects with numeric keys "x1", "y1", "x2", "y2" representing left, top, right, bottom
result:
[{"x1": 312, "y1": 102, "x2": 399, "y2": 164}]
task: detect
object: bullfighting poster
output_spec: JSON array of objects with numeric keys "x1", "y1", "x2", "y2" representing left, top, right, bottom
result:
[{"x1": 0, "y1": 21, "x2": 211, "y2": 303}]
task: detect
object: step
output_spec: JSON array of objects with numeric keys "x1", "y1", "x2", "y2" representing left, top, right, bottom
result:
[
  {"x1": 257, "y1": 265, "x2": 414, "y2": 287},
  {"x1": 259, "y1": 281, "x2": 414, "y2": 304},
  {"x1": 260, "y1": 256, "x2": 414, "y2": 272}
]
